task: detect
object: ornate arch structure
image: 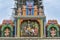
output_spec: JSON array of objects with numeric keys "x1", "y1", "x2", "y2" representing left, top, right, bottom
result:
[
  {"x1": 1, "y1": 25, "x2": 13, "y2": 37},
  {"x1": 47, "y1": 24, "x2": 59, "y2": 37},
  {"x1": 20, "y1": 20, "x2": 40, "y2": 37}
]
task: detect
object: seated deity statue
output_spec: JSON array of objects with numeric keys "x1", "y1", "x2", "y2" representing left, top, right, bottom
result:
[{"x1": 50, "y1": 28, "x2": 56, "y2": 37}]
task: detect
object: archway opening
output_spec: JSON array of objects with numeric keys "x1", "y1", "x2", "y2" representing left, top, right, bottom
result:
[
  {"x1": 3, "y1": 27, "x2": 11, "y2": 37},
  {"x1": 47, "y1": 24, "x2": 59, "y2": 37},
  {"x1": 1, "y1": 25, "x2": 13, "y2": 37},
  {"x1": 20, "y1": 20, "x2": 40, "y2": 37}
]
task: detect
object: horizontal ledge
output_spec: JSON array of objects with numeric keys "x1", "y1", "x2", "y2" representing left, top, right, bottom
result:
[
  {"x1": 0, "y1": 37, "x2": 60, "y2": 39},
  {"x1": 14, "y1": 15, "x2": 46, "y2": 18}
]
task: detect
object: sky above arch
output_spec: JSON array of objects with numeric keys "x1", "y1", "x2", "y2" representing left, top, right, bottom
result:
[{"x1": 0, "y1": 0, "x2": 60, "y2": 24}]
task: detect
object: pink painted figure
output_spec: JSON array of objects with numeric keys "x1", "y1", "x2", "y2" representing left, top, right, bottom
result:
[
  {"x1": 50, "y1": 28, "x2": 56, "y2": 37},
  {"x1": 34, "y1": 28, "x2": 38, "y2": 36},
  {"x1": 4, "y1": 28, "x2": 10, "y2": 37}
]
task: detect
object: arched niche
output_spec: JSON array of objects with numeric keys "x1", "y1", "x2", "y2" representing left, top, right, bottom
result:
[
  {"x1": 1, "y1": 25, "x2": 13, "y2": 37},
  {"x1": 20, "y1": 20, "x2": 40, "y2": 37},
  {"x1": 47, "y1": 24, "x2": 59, "y2": 37}
]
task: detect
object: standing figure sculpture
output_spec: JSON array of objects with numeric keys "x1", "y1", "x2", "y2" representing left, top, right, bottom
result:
[
  {"x1": 4, "y1": 28, "x2": 10, "y2": 37},
  {"x1": 50, "y1": 28, "x2": 56, "y2": 37},
  {"x1": 26, "y1": 0, "x2": 34, "y2": 15}
]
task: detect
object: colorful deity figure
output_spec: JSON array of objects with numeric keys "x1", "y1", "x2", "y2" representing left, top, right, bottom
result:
[
  {"x1": 17, "y1": 8, "x2": 22, "y2": 16},
  {"x1": 4, "y1": 28, "x2": 10, "y2": 37},
  {"x1": 26, "y1": 0, "x2": 34, "y2": 15},
  {"x1": 50, "y1": 28, "x2": 56, "y2": 37},
  {"x1": 34, "y1": 27, "x2": 38, "y2": 36},
  {"x1": 23, "y1": 26, "x2": 28, "y2": 35}
]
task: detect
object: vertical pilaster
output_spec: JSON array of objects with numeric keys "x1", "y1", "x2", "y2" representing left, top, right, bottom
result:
[
  {"x1": 17, "y1": 17, "x2": 20, "y2": 37},
  {"x1": 44, "y1": 19, "x2": 46, "y2": 37},
  {"x1": 14, "y1": 19, "x2": 16, "y2": 37},
  {"x1": 40, "y1": 19, "x2": 43, "y2": 37}
]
